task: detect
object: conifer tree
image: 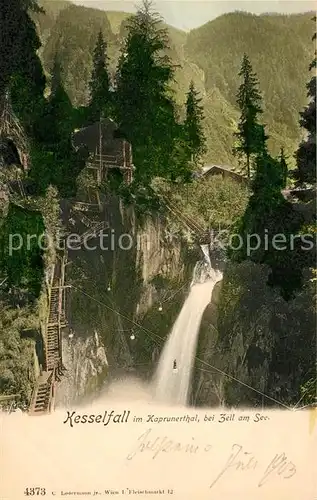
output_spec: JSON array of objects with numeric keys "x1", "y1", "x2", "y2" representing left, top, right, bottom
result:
[
  {"x1": 233, "y1": 54, "x2": 266, "y2": 179},
  {"x1": 184, "y1": 81, "x2": 207, "y2": 166},
  {"x1": 45, "y1": 55, "x2": 74, "y2": 147},
  {"x1": 2, "y1": 0, "x2": 46, "y2": 136},
  {"x1": 30, "y1": 55, "x2": 88, "y2": 197},
  {"x1": 0, "y1": 0, "x2": 42, "y2": 93},
  {"x1": 231, "y1": 146, "x2": 306, "y2": 300},
  {"x1": 88, "y1": 30, "x2": 111, "y2": 122},
  {"x1": 230, "y1": 118, "x2": 310, "y2": 300},
  {"x1": 294, "y1": 17, "x2": 316, "y2": 185},
  {"x1": 115, "y1": 0, "x2": 183, "y2": 184}
]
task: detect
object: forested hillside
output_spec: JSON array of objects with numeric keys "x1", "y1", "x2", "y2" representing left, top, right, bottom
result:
[
  {"x1": 34, "y1": 1, "x2": 203, "y2": 111},
  {"x1": 185, "y1": 12, "x2": 314, "y2": 163},
  {"x1": 33, "y1": 3, "x2": 314, "y2": 165}
]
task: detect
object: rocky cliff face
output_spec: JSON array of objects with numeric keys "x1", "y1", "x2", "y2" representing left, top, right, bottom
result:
[
  {"x1": 193, "y1": 261, "x2": 316, "y2": 408},
  {"x1": 135, "y1": 213, "x2": 188, "y2": 316}
]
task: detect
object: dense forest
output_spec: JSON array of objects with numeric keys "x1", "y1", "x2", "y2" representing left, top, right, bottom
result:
[{"x1": 0, "y1": 0, "x2": 315, "y2": 408}]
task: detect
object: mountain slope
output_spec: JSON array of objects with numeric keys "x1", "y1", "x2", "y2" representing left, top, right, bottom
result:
[
  {"x1": 185, "y1": 11, "x2": 314, "y2": 164},
  {"x1": 33, "y1": 4, "x2": 314, "y2": 165},
  {"x1": 34, "y1": 2, "x2": 202, "y2": 109}
]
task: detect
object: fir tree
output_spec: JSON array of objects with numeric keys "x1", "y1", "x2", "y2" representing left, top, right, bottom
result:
[
  {"x1": 231, "y1": 120, "x2": 309, "y2": 300},
  {"x1": 184, "y1": 81, "x2": 207, "y2": 166},
  {"x1": 294, "y1": 17, "x2": 316, "y2": 185},
  {"x1": 115, "y1": 0, "x2": 184, "y2": 184},
  {"x1": 30, "y1": 55, "x2": 88, "y2": 197},
  {"x1": 0, "y1": 0, "x2": 41, "y2": 92},
  {"x1": 43, "y1": 55, "x2": 74, "y2": 147},
  {"x1": 233, "y1": 54, "x2": 266, "y2": 179},
  {"x1": 231, "y1": 147, "x2": 307, "y2": 300},
  {"x1": 88, "y1": 30, "x2": 112, "y2": 122},
  {"x1": 2, "y1": 0, "x2": 46, "y2": 135}
]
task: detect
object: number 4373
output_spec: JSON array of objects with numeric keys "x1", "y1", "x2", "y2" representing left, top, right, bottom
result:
[{"x1": 24, "y1": 488, "x2": 46, "y2": 496}]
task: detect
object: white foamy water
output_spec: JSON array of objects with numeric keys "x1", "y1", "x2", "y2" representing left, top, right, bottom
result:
[
  {"x1": 153, "y1": 263, "x2": 222, "y2": 406},
  {"x1": 200, "y1": 243, "x2": 212, "y2": 268}
]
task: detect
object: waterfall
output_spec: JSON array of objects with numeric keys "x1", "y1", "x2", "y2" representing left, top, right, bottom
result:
[
  {"x1": 200, "y1": 243, "x2": 212, "y2": 268},
  {"x1": 153, "y1": 246, "x2": 222, "y2": 406}
]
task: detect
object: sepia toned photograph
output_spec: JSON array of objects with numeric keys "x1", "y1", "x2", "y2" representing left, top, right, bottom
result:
[{"x1": 0, "y1": 0, "x2": 316, "y2": 498}]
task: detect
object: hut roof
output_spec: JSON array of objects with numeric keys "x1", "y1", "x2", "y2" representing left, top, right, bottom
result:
[{"x1": 72, "y1": 119, "x2": 127, "y2": 157}]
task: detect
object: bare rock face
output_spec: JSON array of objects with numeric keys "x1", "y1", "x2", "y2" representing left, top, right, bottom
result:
[
  {"x1": 55, "y1": 330, "x2": 109, "y2": 407},
  {"x1": 135, "y1": 215, "x2": 185, "y2": 316}
]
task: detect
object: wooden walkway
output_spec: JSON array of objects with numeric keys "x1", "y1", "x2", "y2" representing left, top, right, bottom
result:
[
  {"x1": 28, "y1": 256, "x2": 67, "y2": 416},
  {"x1": 76, "y1": 212, "x2": 98, "y2": 228},
  {"x1": 28, "y1": 370, "x2": 55, "y2": 415},
  {"x1": 28, "y1": 207, "x2": 109, "y2": 414}
]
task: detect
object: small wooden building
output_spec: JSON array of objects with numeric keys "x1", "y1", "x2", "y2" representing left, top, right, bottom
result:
[
  {"x1": 201, "y1": 164, "x2": 247, "y2": 184},
  {"x1": 72, "y1": 118, "x2": 134, "y2": 185}
]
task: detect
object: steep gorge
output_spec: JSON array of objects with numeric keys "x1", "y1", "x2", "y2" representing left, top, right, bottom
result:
[{"x1": 56, "y1": 194, "x2": 198, "y2": 406}]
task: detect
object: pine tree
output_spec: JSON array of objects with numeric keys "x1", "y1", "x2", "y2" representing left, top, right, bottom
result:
[
  {"x1": 232, "y1": 147, "x2": 306, "y2": 300},
  {"x1": 233, "y1": 54, "x2": 266, "y2": 180},
  {"x1": 115, "y1": 0, "x2": 182, "y2": 184},
  {"x1": 184, "y1": 81, "x2": 207, "y2": 166},
  {"x1": 0, "y1": 0, "x2": 43, "y2": 93},
  {"x1": 30, "y1": 55, "x2": 88, "y2": 197},
  {"x1": 294, "y1": 17, "x2": 316, "y2": 185},
  {"x1": 44, "y1": 55, "x2": 74, "y2": 147},
  {"x1": 2, "y1": 0, "x2": 46, "y2": 135},
  {"x1": 88, "y1": 30, "x2": 112, "y2": 123}
]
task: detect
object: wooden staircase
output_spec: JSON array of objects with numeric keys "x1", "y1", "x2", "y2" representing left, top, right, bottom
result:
[
  {"x1": 46, "y1": 324, "x2": 60, "y2": 371},
  {"x1": 45, "y1": 279, "x2": 62, "y2": 371},
  {"x1": 49, "y1": 288, "x2": 59, "y2": 322},
  {"x1": 28, "y1": 257, "x2": 66, "y2": 416},
  {"x1": 77, "y1": 212, "x2": 96, "y2": 228}
]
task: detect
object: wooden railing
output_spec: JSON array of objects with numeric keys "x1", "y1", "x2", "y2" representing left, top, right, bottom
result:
[{"x1": 162, "y1": 197, "x2": 205, "y2": 237}]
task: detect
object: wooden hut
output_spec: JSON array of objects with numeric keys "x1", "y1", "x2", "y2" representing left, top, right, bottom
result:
[{"x1": 72, "y1": 118, "x2": 134, "y2": 185}]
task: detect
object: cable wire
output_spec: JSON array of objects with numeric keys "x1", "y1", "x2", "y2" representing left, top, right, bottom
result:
[{"x1": 70, "y1": 284, "x2": 294, "y2": 410}]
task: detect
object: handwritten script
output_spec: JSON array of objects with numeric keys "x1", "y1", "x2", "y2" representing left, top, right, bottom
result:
[{"x1": 126, "y1": 428, "x2": 297, "y2": 489}]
